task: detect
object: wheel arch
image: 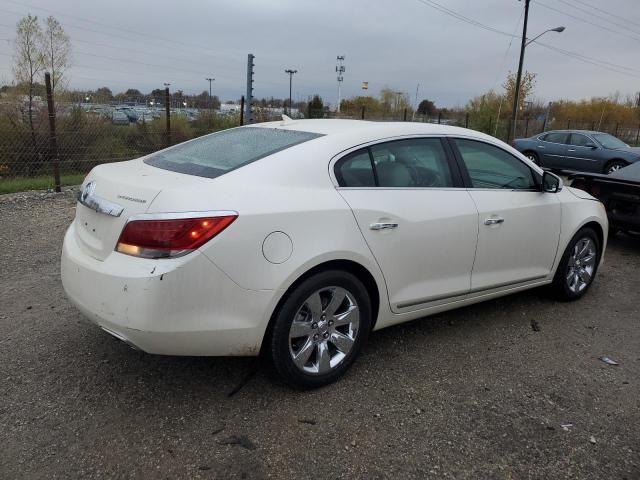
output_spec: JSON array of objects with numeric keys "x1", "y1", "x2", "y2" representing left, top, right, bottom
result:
[{"x1": 259, "y1": 259, "x2": 382, "y2": 355}]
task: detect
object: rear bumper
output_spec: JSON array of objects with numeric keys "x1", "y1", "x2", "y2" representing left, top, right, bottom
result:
[{"x1": 61, "y1": 223, "x2": 274, "y2": 356}]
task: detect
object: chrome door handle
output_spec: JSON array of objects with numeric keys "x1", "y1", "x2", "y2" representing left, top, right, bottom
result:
[
  {"x1": 484, "y1": 217, "x2": 504, "y2": 226},
  {"x1": 370, "y1": 222, "x2": 398, "y2": 231},
  {"x1": 568, "y1": 149, "x2": 576, "y2": 152}
]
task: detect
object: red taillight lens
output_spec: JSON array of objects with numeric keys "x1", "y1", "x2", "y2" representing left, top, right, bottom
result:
[{"x1": 116, "y1": 214, "x2": 237, "y2": 259}]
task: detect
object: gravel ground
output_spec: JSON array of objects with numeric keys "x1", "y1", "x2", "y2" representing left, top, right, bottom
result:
[{"x1": 0, "y1": 189, "x2": 639, "y2": 480}]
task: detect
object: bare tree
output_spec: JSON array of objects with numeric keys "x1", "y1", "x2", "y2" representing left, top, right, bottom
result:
[
  {"x1": 13, "y1": 14, "x2": 44, "y2": 142},
  {"x1": 42, "y1": 16, "x2": 71, "y2": 94}
]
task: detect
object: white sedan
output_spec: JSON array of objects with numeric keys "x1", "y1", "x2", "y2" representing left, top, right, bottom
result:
[{"x1": 61, "y1": 119, "x2": 608, "y2": 388}]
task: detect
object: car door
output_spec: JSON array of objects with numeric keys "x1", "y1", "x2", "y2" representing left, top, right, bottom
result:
[
  {"x1": 335, "y1": 138, "x2": 479, "y2": 312},
  {"x1": 450, "y1": 138, "x2": 561, "y2": 291},
  {"x1": 566, "y1": 133, "x2": 602, "y2": 172},
  {"x1": 537, "y1": 132, "x2": 570, "y2": 169}
]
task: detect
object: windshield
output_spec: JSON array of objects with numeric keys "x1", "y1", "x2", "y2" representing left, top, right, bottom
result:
[
  {"x1": 145, "y1": 127, "x2": 323, "y2": 178},
  {"x1": 593, "y1": 134, "x2": 628, "y2": 150}
]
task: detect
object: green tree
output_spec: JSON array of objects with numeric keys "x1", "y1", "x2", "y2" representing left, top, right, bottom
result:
[
  {"x1": 93, "y1": 87, "x2": 113, "y2": 103},
  {"x1": 308, "y1": 95, "x2": 324, "y2": 118},
  {"x1": 417, "y1": 99, "x2": 436, "y2": 116}
]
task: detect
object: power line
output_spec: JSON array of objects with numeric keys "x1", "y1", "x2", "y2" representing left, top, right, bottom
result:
[
  {"x1": 568, "y1": 0, "x2": 640, "y2": 30},
  {"x1": 0, "y1": 0, "x2": 238, "y2": 61},
  {"x1": 414, "y1": 0, "x2": 640, "y2": 80},
  {"x1": 534, "y1": 0, "x2": 640, "y2": 43},
  {"x1": 555, "y1": 0, "x2": 640, "y2": 34}
]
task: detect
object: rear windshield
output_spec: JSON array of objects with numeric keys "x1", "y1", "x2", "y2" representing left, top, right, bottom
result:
[
  {"x1": 593, "y1": 133, "x2": 627, "y2": 150},
  {"x1": 145, "y1": 127, "x2": 323, "y2": 178}
]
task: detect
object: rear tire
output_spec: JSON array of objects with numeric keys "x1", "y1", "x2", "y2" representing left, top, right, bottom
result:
[
  {"x1": 549, "y1": 227, "x2": 600, "y2": 301},
  {"x1": 604, "y1": 159, "x2": 627, "y2": 174},
  {"x1": 265, "y1": 270, "x2": 372, "y2": 389}
]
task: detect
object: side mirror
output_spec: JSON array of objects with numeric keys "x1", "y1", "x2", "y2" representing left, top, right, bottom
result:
[{"x1": 542, "y1": 171, "x2": 562, "y2": 193}]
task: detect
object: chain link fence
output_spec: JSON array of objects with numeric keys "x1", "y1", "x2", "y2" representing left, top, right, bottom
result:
[{"x1": 2, "y1": 95, "x2": 639, "y2": 193}]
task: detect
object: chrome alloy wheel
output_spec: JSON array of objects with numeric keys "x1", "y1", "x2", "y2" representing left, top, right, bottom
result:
[
  {"x1": 288, "y1": 286, "x2": 360, "y2": 375},
  {"x1": 566, "y1": 237, "x2": 597, "y2": 293},
  {"x1": 607, "y1": 163, "x2": 624, "y2": 174}
]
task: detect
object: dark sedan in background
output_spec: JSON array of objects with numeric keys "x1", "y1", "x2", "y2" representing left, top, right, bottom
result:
[
  {"x1": 570, "y1": 161, "x2": 640, "y2": 235},
  {"x1": 513, "y1": 130, "x2": 640, "y2": 174}
]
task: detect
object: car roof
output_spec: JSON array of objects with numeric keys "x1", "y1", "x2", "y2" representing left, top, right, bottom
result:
[
  {"x1": 537, "y1": 129, "x2": 607, "y2": 136},
  {"x1": 252, "y1": 118, "x2": 499, "y2": 147}
]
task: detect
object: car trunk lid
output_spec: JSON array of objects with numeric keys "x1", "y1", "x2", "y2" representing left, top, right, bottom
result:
[{"x1": 73, "y1": 159, "x2": 208, "y2": 261}]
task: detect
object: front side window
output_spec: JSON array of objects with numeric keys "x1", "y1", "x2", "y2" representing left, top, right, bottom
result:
[
  {"x1": 145, "y1": 127, "x2": 323, "y2": 178},
  {"x1": 369, "y1": 138, "x2": 454, "y2": 188},
  {"x1": 569, "y1": 133, "x2": 594, "y2": 147},
  {"x1": 454, "y1": 139, "x2": 537, "y2": 190},
  {"x1": 542, "y1": 132, "x2": 569, "y2": 144}
]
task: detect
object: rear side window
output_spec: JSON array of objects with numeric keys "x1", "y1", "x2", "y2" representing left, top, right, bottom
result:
[
  {"x1": 145, "y1": 127, "x2": 323, "y2": 178},
  {"x1": 335, "y1": 149, "x2": 376, "y2": 187},
  {"x1": 370, "y1": 138, "x2": 454, "y2": 187},
  {"x1": 541, "y1": 132, "x2": 568, "y2": 144}
]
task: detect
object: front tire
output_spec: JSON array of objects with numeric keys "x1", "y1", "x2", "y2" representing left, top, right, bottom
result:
[
  {"x1": 550, "y1": 227, "x2": 600, "y2": 301},
  {"x1": 604, "y1": 159, "x2": 627, "y2": 174},
  {"x1": 266, "y1": 270, "x2": 372, "y2": 388}
]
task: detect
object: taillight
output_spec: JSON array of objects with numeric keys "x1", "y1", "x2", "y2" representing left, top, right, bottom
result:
[{"x1": 116, "y1": 214, "x2": 237, "y2": 259}]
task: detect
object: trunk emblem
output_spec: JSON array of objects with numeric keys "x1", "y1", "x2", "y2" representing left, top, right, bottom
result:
[{"x1": 77, "y1": 181, "x2": 124, "y2": 217}]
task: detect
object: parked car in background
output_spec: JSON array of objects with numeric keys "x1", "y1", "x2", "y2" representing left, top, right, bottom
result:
[
  {"x1": 570, "y1": 161, "x2": 640, "y2": 235},
  {"x1": 513, "y1": 130, "x2": 640, "y2": 174},
  {"x1": 61, "y1": 120, "x2": 608, "y2": 388},
  {"x1": 111, "y1": 110, "x2": 130, "y2": 125}
]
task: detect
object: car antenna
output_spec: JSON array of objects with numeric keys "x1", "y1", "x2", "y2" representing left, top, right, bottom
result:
[{"x1": 281, "y1": 114, "x2": 295, "y2": 126}]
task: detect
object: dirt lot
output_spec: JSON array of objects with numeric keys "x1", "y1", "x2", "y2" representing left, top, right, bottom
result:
[{"x1": 1, "y1": 189, "x2": 639, "y2": 480}]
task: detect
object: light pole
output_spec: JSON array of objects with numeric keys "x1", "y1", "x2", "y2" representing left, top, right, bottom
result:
[
  {"x1": 205, "y1": 77, "x2": 215, "y2": 109},
  {"x1": 510, "y1": 0, "x2": 565, "y2": 141},
  {"x1": 336, "y1": 55, "x2": 345, "y2": 113},
  {"x1": 284, "y1": 69, "x2": 297, "y2": 116}
]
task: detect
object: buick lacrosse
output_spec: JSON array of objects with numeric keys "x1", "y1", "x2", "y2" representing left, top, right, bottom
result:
[{"x1": 62, "y1": 119, "x2": 608, "y2": 388}]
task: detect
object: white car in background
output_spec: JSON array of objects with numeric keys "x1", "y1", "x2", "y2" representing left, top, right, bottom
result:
[{"x1": 61, "y1": 119, "x2": 608, "y2": 388}]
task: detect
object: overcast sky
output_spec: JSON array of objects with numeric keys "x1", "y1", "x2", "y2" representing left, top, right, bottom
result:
[{"x1": 1, "y1": 0, "x2": 639, "y2": 107}]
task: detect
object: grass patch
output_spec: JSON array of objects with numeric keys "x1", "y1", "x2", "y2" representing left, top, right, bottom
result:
[{"x1": 0, "y1": 174, "x2": 85, "y2": 195}]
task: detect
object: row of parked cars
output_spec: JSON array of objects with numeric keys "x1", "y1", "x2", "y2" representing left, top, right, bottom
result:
[{"x1": 513, "y1": 130, "x2": 640, "y2": 235}]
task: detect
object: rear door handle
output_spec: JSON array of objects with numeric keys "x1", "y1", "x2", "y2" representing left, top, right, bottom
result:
[
  {"x1": 370, "y1": 222, "x2": 398, "y2": 231},
  {"x1": 484, "y1": 217, "x2": 504, "y2": 226},
  {"x1": 568, "y1": 149, "x2": 576, "y2": 152}
]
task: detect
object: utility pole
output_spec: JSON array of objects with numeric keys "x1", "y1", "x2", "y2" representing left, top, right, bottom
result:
[
  {"x1": 284, "y1": 69, "x2": 297, "y2": 116},
  {"x1": 205, "y1": 77, "x2": 215, "y2": 109},
  {"x1": 336, "y1": 55, "x2": 345, "y2": 113},
  {"x1": 245, "y1": 54, "x2": 255, "y2": 124},
  {"x1": 510, "y1": 0, "x2": 530, "y2": 142},
  {"x1": 412, "y1": 83, "x2": 420, "y2": 121}
]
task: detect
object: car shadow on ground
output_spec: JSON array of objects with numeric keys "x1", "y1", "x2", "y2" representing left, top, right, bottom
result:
[{"x1": 66, "y1": 231, "x2": 639, "y2": 402}]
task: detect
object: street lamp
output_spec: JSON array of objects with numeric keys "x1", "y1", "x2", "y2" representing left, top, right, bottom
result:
[
  {"x1": 284, "y1": 69, "x2": 297, "y2": 116},
  {"x1": 205, "y1": 77, "x2": 215, "y2": 109},
  {"x1": 509, "y1": 0, "x2": 565, "y2": 141},
  {"x1": 526, "y1": 26, "x2": 565, "y2": 46}
]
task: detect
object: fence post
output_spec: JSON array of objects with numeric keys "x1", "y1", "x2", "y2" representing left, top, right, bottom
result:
[
  {"x1": 615, "y1": 122, "x2": 619, "y2": 137},
  {"x1": 403, "y1": 108, "x2": 407, "y2": 121},
  {"x1": 591, "y1": 121, "x2": 596, "y2": 131},
  {"x1": 524, "y1": 118, "x2": 529, "y2": 137},
  {"x1": 636, "y1": 123, "x2": 640, "y2": 146},
  {"x1": 240, "y1": 95, "x2": 245, "y2": 126},
  {"x1": 437, "y1": 111, "x2": 442, "y2": 124},
  {"x1": 567, "y1": 119, "x2": 571, "y2": 129},
  {"x1": 361, "y1": 105, "x2": 365, "y2": 120},
  {"x1": 488, "y1": 116, "x2": 493, "y2": 135},
  {"x1": 165, "y1": 87, "x2": 171, "y2": 146},
  {"x1": 465, "y1": 113, "x2": 469, "y2": 128},
  {"x1": 44, "y1": 72, "x2": 61, "y2": 193}
]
